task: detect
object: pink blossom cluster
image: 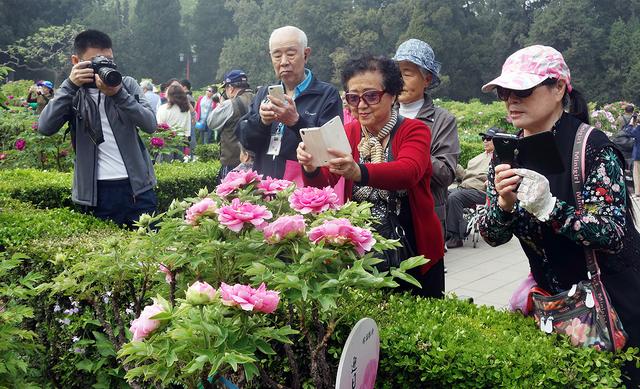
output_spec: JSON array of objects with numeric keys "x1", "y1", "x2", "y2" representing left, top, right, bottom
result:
[
  {"x1": 308, "y1": 218, "x2": 375, "y2": 255},
  {"x1": 157, "y1": 123, "x2": 171, "y2": 130},
  {"x1": 257, "y1": 177, "x2": 293, "y2": 196},
  {"x1": 185, "y1": 197, "x2": 217, "y2": 225},
  {"x1": 263, "y1": 214, "x2": 306, "y2": 243},
  {"x1": 216, "y1": 169, "x2": 263, "y2": 197},
  {"x1": 288, "y1": 186, "x2": 340, "y2": 214},
  {"x1": 216, "y1": 198, "x2": 272, "y2": 232},
  {"x1": 15, "y1": 139, "x2": 26, "y2": 151},
  {"x1": 219, "y1": 282, "x2": 280, "y2": 314},
  {"x1": 150, "y1": 137, "x2": 165, "y2": 148},
  {"x1": 129, "y1": 302, "x2": 166, "y2": 341}
]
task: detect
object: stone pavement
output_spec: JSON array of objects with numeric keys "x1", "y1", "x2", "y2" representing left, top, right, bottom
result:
[{"x1": 444, "y1": 196, "x2": 640, "y2": 309}]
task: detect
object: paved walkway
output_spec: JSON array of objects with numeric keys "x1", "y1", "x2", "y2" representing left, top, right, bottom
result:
[{"x1": 444, "y1": 196, "x2": 640, "y2": 309}]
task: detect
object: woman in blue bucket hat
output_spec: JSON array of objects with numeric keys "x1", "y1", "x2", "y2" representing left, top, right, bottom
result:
[{"x1": 393, "y1": 39, "x2": 461, "y2": 248}]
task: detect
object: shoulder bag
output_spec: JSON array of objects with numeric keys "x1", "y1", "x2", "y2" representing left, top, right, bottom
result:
[{"x1": 530, "y1": 123, "x2": 628, "y2": 352}]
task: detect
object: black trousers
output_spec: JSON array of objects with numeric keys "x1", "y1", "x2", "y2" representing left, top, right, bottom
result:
[
  {"x1": 446, "y1": 187, "x2": 486, "y2": 239},
  {"x1": 90, "y1": 179, "x2": 157, "y2": 229},
  {"x1": 395, "y1": 259, "x2": 445, "y2": 299}
]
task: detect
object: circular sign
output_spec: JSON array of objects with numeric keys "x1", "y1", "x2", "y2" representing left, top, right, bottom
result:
[{"x1": 335, "y1": 317, "x2": 379, "y2": 389}]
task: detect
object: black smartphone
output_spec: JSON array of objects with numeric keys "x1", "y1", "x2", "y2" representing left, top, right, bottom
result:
[
  {"x1": 492, "y1": 133, "x2": 520, "y2": 167},
  {"x1": 493, "y1": 131, "x2": 565, "y2": 175}
]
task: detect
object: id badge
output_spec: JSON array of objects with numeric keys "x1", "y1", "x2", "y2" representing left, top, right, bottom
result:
[{"x1": 267, "y1": 134, "x2": 282, "y2": 156}]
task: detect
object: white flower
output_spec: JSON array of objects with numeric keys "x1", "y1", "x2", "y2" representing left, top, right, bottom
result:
[{"x1": 72, "y1": 336, "x2": 80, "y2": 343}]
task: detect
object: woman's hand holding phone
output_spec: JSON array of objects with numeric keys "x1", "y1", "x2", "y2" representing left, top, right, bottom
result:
[{"x1": 494, "y1": 164, "x2": 521, "y2": 212}]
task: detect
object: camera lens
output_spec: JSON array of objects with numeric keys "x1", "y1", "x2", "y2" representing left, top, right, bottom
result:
[{"x1": 98, "y1": 67, "x2": 122, "y2": 87}]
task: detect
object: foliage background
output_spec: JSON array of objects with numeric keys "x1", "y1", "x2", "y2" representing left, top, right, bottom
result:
[{"x1": 1, "y1": 0, "x2": 640, "y2": 105}]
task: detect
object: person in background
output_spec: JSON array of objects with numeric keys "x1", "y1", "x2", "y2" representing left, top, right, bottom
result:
[
  {"x1": 159, "y1": 78, "x2": 179, "y2": 105},
  {"x1": 297, "y1": 55, "x2": 445, "y2": 298},
  {"x1": 140, "y1": 80, "x2": 160, "y2": 115},
  {"x1": 237, "y1": 25, "x2": 342, "y2": 181},
  {"x1": 626, "y1": 113, "x2": 640, "y2": 198},
  {"x1": 445, "y1": 127, "x2": 500, "y2": 248},
  {"x1": 393, "y1": 38, "x2": 460, "y2": 241},
  {"x1": 479, "y1": 45, "x2": 640, "y2": 385},
  {"x1": 27, "y1": 81, "x2": 54, "y2": 114},
  {"x1": 38, "y1": 29, "x2": 157, "y2": 228},
  {"x1": 341, "y1": 91, "x2": 356, "y2": 125},
  {"x1": 156, "y1": 84, "x2": 192, "y2": 160},
  {"x1": 194, "y1": 86, "x2": 217, "y2": 145},
  {"x1": 616, "y1": 104, "x2": 634, "y2": 131},
  {"x1": 180, "y1": 79, "x2": 196, "y2": 106},
  {"x1": 207, "y1": 69, "x2": 254, "y2": 181}
]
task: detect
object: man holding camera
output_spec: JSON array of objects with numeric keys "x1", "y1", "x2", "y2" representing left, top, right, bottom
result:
[
  {"x1": 237, "y1": 25, "x2": 342, "y2": 180},
  {"x1": 38, "y1": 29, "x2": 158, "y2": 228}
]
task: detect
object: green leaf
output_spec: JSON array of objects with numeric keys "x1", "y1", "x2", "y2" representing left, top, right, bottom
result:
[
  {"x1": 76, "y1": 359, "x2": 94, "y2": 372},
  {"x1": 399, "y1": 256, "x2": 429, "y2": 271},
  {"x1": 244, "y1": 362, "x2": 259, "y2": 381},
  {"x1": 390, "y1": 269, "x2": 422, "y2": 288},
  {"x1": 92, "y1": 331, "x2": 116, "y2": 357}
]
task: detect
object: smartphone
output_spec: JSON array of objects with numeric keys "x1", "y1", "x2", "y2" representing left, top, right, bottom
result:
[
  {"x1": 492, "y1": 133, "x2": 520, "y2": 167},
  {"x1": 267, "y1": 84, "x2": 286, "y2": 101}
]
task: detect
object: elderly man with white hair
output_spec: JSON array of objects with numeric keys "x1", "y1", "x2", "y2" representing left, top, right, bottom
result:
[
  {"x1": 140, "y1": 79, "x2": 160, "y2": 115},
  {"x1": 237, "y1": 25, "x2": 342, "y2": 181}
]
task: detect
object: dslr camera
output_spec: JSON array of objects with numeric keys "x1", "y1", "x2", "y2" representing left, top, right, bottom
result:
[{"x1": 86, "y1": 55, "x2": 122, "y2": 88}]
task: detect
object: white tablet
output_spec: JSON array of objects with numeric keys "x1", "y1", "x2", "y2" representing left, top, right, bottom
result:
[{"x1": 299, "y1": 116, "x2": 350, "y2": 167}]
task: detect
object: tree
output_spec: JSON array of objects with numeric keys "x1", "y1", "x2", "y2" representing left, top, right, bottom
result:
[
  {"x1": 4, "y1": 24, "x2": 85, "y2": 84},
  {"x1": 129, "y1": 0, "x2": 185, "y2": 84},
  {"x1": 186, "y1": 0, "x2": 237, "y2": 87}
]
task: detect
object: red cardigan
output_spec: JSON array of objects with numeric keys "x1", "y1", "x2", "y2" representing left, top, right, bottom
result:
[
  {"x1": 195, "y1": 95, "x2": 217, "y2": 122},
  {"x1": 303, "y1": 118, "x2": 444, "y2": 273}
]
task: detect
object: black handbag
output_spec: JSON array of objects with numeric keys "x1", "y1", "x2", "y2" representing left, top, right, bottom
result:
[
  {"x1": 374, "y1": 191, "x2": 416, "y2": 271},
  {"x1": 372, "y1": 117, "x2": 416, "y2": 271}
]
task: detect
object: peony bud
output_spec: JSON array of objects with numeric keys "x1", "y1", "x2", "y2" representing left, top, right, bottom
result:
[{"x1": 185, "y1": 281, "x2": 217, "y2": 305}]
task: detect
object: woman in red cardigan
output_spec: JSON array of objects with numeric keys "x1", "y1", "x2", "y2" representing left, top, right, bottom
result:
[{"x1": 297, "y1": 55, "x2": 445, "y2": 298}]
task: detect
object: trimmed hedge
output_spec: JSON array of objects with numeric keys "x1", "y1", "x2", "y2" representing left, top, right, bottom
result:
[
  {"x1": 342, "y1": 292, "x2": 635, "y2": 388},
  {"x1": 459, "y1": 140, "x2": 485, "y2": 169},
  {"x1": 0, "y1": 161, "x2": 220, "y2": 211},
  {"x1": 193, "y1": 143, "x2": 220, "y2": 162}
]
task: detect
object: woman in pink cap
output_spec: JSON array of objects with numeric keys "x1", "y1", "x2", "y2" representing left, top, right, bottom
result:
[{"x1": 479, "y1": 45, "x2": 639, "y2": 385}]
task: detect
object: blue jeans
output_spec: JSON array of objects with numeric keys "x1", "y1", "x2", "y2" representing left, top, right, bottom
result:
[{"x1": 90, "y1": 179, "x2": 157, "y2": 229}]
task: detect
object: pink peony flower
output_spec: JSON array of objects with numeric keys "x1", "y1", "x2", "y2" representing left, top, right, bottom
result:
[
  {"x1": 257, "y1": 177, "x2": 293, "y2": 196},
  {"x1": 216, "y1": 198, "x2": 272, "y2": 232},
  {"x1": 15, "y1": 139, "x2": 26, "y2": 151},
  {"x1": 185, "y1": 281, "x2": 217, "y2": 305},
  {"x1": 7, "y1": 95, "x2": 13, "y2": 100},
  {"x1": 263, "y1": 214, "x2": 306, "y2": 243},
  {"x1": 158, "y1": 264, "x2": 173, "y2": 283},
  {"x1": 308, "y1": 218, "x2": 375, "y2": 255},
  {"x1": 31, "y1": 122, "x2": 38, "y2": 130},
  {"x1": 185, "y1": 197, "x2": 217, "y2": 225},
  {"x1": 150, "y1": 137, "x2": 165, "y2": 148},
  {"x1": 129, "y1": 303, "x2": 166, "y2": 341},
  {"x1": 219, "y1": 282, "x2": 280, "y2": 314},
  {"x1": 183, "y1": 146, "x2": 191, "y2": 156},
  {"x1": 158, "y1": 123, "x2": 170, "y2": 130},
  {"x1": 215, "y1": 169, "x2": 262, "y2": 197},
  {"x1": 0, "y1": 153, "x2": 6, "y2": 161},
  {"x1": 288, "y1": 186, "x2": 340, "y2": 214}
]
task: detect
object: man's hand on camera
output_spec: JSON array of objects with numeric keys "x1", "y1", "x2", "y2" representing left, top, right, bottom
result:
[
  {"x1": 95, "y1": 75, "x2": 122, "y2": 97},
  {"x1": 69, "y1": 61, "x2": 95, "y2": 87}
]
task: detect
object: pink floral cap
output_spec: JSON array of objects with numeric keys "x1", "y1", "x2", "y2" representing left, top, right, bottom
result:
[{"x1": 481, "y1": 45, "x2": 572, "y2": 93}]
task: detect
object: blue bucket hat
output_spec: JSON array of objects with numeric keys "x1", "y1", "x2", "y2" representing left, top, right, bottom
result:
[{"x1": 393, "y1": 39, "x2": 441, "y2": 89}]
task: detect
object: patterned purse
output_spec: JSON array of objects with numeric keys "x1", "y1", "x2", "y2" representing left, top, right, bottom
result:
[{"x1": 530, "y1": 124, "x2": 628, "y2": 352}]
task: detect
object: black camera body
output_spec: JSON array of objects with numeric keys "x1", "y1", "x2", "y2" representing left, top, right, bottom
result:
[{"x1": 85, "y1": 55, "x2": 122, "y2": 88}]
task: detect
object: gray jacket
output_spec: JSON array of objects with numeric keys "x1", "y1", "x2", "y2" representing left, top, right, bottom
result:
[
  {"x1": 414, "y1": 94, "x2": 460, "y2": 225},
  {"x1": 38, "y1": 77, "x2": 157, "y2": 206}
]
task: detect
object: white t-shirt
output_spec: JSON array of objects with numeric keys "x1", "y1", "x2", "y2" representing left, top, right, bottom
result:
[
  {"x1": 156, "y1": 103, "x2": 191, "y2": 137},
  {"x1": 399, "y1": 98, "x2": 424, "y2": 119},
  {"x1": 87, "y1": 88, "x2": 128, "y2": 180}
]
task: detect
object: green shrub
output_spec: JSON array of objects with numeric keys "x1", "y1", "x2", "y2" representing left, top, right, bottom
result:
[
  {"x1": 0, "y1": 161, "x2": 220, "y2": 211},
  {"x1": 0, "y1": 110, "x2": 38, "y2": 150},
  {"x1": 459, "y1": 140, "x2": 485, "y2": 168},
  {"x1": 0, "y1": 198, "x2": 130, "y2": 388},
  {"x1": 341, "y1": 293, "x2": 636, "y2": 388},
  {"x1": 436, "y1": 99, "x2": 516, "y2": 142},
  {"x1": 193, "y1": 143, "x2": 220, "y2": 162}
]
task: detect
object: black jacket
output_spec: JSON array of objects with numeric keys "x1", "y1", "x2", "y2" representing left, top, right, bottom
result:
[{"x1": 237, "y1": 75, "x2": 342, "y2": 179}]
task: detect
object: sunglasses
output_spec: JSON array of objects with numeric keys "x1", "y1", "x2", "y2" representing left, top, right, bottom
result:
[
  {"x1": 206, "y1": 89, "x2": 214, "y2": 93},
  {"x1": 344, "y1": 90, "x2": 386, "y2": 107},
  {"x1": 495, "y1": 78, "x2": 557, "y2": 101},
  {"x1": 481, "y1": 136, "x2": 492, "y2": 141}
]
